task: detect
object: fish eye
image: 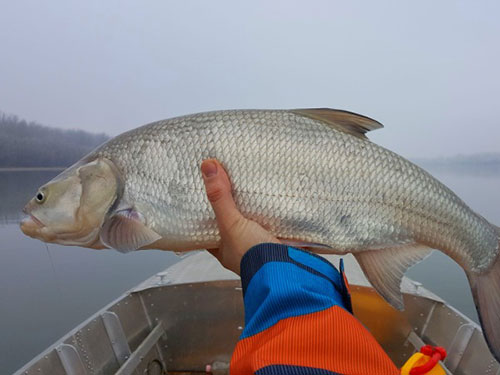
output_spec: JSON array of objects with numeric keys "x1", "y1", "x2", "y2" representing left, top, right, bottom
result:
[{"x1": 35, "y1": 191, "x2": 45, "y2": 203}]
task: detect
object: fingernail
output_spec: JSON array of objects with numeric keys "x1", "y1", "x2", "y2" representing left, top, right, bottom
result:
[{"x1": 201, "y1": 160, "x2": 218, "y2": 178}]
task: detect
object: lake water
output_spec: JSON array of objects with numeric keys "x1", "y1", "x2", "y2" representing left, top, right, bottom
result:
[{"x1": 1, "y1": 169, "x2": 500, "y2": 374}]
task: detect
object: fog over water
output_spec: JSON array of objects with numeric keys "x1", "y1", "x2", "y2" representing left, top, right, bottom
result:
[{"x1": 1, "y1": 1, "x2": 500, "y2": 158}]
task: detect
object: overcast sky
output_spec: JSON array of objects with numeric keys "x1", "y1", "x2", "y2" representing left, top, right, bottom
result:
[{"x1": 1, "y1": 1, "x2": 499, "y2": 158}]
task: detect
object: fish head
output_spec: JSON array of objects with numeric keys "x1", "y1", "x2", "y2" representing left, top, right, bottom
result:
[{"x1": 20, "y1": 158, "x2": 120, "y2": 248}]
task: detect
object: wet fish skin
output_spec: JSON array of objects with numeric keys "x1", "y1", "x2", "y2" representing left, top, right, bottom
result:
[
  {"x1": 20, "y1": 109, "x2": 500, "y2": 361},
  {"x1": 94, "y1": 110, "x2": 496, "y2": 268}
]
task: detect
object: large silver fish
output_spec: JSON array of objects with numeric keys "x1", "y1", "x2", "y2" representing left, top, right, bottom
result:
[{"x1": 20, "y1": 109, "x2": 500, "y2": 360}]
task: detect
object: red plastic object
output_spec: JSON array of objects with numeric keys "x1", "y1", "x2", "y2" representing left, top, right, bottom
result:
[{"x1": 409, "y1": 346, "x2": 447, "y2": 375}]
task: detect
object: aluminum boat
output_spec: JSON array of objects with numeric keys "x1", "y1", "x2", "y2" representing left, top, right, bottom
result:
[{"x1": 14, "y1": 251, "x2": 500, "y2": 375}]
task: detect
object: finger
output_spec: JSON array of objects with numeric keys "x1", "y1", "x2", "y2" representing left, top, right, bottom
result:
[
  {"x1": 201, "y1": 159, "x2": 243, "y2": 233},
  {"x1": 206, "y1": 248, "x2": 221, "y2": 260}
]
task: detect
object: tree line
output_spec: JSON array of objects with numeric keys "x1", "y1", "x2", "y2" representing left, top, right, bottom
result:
[{"x1": 0, "y1": 112, "x2": 109, "y2": 167}]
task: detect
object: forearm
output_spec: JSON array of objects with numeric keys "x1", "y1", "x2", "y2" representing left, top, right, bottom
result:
[{"x1": 230, "y1": 243, "x2": 399, "y2": 375}]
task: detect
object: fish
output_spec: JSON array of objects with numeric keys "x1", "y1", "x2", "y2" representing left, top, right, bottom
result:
[{"x1": 20, "y1": 108, "x2": 500, "y2": 361}]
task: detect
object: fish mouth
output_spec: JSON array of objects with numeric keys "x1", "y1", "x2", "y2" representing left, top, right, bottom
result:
[
  {"x1": 20, "y1": 213, "x2": 45, "y2": 236},
  {"x1": 21, "y1": 205, "x2": 44, "y2": 228},
  {"x1": 28, "y1": 214, "x2": 44, "y2": 227}
]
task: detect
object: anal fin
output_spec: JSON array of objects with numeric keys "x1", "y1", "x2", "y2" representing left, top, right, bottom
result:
[
  {"x1": 100, "y1": 209, "x2": 161, "y2": 253},
  {"x1": 354, "y1": 244, "x2": 432, "y2": 310}
]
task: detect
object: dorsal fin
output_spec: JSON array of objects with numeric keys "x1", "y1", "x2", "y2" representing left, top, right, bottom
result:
[{"x1": 292, "y1": 108, "x2": 383, "y2": 139}]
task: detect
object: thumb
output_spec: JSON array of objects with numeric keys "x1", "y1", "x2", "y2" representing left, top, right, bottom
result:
[{"x1": 201, "y1": 159, "x2": 244, "y2": 234}]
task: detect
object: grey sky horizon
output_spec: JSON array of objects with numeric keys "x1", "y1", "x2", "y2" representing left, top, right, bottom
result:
[{"x1": 1, "y1": 0, "x2": 499, "y2": 159}]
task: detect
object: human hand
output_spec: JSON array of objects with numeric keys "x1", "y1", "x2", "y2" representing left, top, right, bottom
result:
[{"x1": 200, "y1": 159, "x2": 280, "y2": 275}]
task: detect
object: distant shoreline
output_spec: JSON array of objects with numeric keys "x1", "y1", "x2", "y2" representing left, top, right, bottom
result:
[{"x1": 0, "y1": 167, "x2": 66, "y2": 172}]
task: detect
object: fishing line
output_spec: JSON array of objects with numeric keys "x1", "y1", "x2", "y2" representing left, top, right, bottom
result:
[{"x1": 44, "y1": 243, "x2": 65, "y2": 302}]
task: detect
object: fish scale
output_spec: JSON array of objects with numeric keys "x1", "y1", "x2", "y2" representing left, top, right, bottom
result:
[
  {"x1": 89, "y1": 110, "x2": 496, "y2": 268},
  {"x1": 20, "y1": 108, "x2": 500, "y2": 362}
]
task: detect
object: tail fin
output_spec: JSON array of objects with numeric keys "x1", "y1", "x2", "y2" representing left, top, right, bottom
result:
[{"x1": 468, "y1": 229, "x2": 500, "y2": 363}]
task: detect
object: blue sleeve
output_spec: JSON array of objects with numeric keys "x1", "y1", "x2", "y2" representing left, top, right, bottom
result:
[
  {"x1": 239, "y1": 243, "x2": 352, "y2": 339},
  {"x1": 230, "y1": 243, "x2": 400, "y2": 375}
]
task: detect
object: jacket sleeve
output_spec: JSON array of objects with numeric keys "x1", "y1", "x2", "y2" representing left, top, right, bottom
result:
[{"x1": 229, "y1": 243, "x2": 399, "y2": 375}]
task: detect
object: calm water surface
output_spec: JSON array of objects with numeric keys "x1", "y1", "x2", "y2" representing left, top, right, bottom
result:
[{"x1": 1, "y1": 169, "x2": 499, "y2": 374}]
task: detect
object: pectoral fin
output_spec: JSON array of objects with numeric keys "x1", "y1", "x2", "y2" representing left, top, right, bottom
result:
[
  {"x1": 100, "y1": 209, "x2": 161, "y2": 253},
  {"x1": 354, "y1": 245, "x2": 432, "y2": 310}
]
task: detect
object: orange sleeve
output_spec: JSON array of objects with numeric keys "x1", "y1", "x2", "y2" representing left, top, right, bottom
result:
[{"x1": 230, "y1": 243, "x2": 399, "y2": 375}]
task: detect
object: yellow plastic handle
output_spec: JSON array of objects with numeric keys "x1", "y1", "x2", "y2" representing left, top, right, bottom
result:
[{"x1": 400, "y1": 353, "x2": 446, "y2": 375}]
